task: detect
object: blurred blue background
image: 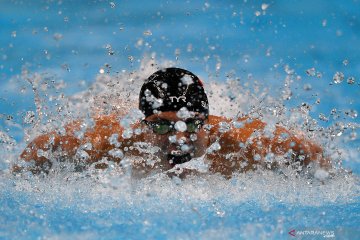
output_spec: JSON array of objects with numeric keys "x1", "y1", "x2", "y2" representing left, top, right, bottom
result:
[{"x1": 1, "y1": 0, "x2": 359, "y2": 145}]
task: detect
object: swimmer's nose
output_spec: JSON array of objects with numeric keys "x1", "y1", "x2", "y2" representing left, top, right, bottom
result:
[{"x1": 174, "y1": 131, "x2": 190, "y2": 145}]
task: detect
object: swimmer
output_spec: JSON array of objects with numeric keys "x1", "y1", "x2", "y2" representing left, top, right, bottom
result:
[{"x1": 16, "y1": 68, "x2": 330, "y2": 178}]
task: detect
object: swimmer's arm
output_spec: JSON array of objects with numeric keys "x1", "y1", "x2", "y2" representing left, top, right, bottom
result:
[
  {"x1": 231, "y1": 118, "x2": 330, "y2": 168},
  {"x1": 16, "y1": 115, "x2": 138, "y2": 172},
  {"x1": 269, "y1": 126, "x2": 331, "y2": 168},
  {"x1": 15, "y1": 122, "x2": 83, "y2": 172},
  {"x1": 20, "y1": 133, "x2": 80, "y2": 162},
  {"x1": 222, "y1": 118, "x2": 330, "y2": 169}
]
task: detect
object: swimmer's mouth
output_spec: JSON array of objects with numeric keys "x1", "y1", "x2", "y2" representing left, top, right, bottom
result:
[
  {"x1": 171, "y1": 150, "x2": 183, "y2": 156},
  {"x1": 168, "y1": 152, "x2": 192, "y2": 165}
]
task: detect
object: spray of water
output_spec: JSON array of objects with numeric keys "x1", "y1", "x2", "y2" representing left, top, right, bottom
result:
[{"x1": 0, "y1": 58, "x2": 359, "y2": 216}]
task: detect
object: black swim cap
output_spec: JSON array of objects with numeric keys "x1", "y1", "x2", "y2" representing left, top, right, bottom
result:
[{"x1": 139, "y1": 68, "x2": 209, "y2": 118}]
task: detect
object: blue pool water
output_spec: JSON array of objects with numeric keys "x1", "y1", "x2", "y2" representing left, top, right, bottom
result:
[{"x1": 1, "y1": 1, "x2": 359, "y2": 239}]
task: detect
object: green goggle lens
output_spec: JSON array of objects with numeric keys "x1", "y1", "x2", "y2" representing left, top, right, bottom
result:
[
  {"x1": 186, "y1": 121, "x2": 201, "y2": 133},
  {"x1": 145, "y1": 119, "x2": 204, "y2": 135},
  {"x1": 153, "y1": 123, "x2": 171, "y2": 134}
]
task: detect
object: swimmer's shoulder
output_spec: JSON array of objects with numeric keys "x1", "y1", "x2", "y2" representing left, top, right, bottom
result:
[
  {"x1": 91, "y1": 113, "x2": 143, "y2": 133},
  {"x1": 207, "y1": 115, "x2": 267, "y2": 142},
  {"x1": 91, "y1": 114, "x2": 125, "y2": 129},
  {"x1": 208, "y1": 115, "x2": 265, "y2": 128},
  {"x1": 94, "y1": 114, "x2": 119, "y2": 123},
  {"x1": 208, "y1": 115, "x2": 230, "y2": 125}
]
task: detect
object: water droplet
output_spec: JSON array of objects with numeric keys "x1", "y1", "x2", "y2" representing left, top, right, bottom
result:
[
  {"x1": 207, "y1": 142, "x2": 221, "y2": 153},
  {"x1": 265, "y1": 47, "x2": 272, "y2": 57},
  {"x1": 134, "y1": 128, "x2": 142, "y2": 135},
  {"x1": 143, "y1": 30, "x2": 152, "y2": 36},
  {"x1": 314, "y1": 169, "x2": 329, "y2": 181},
  {"x1": 181, "y1": 144, "x2": 190, "y2": 153},
  {"x1": 109, "y1": 134, "x2": 121, "y2": 147},
  {"x1": 233, "y1": 121, "x2": 244, "y2": 129},
  {"x1": 305, "y1": 67, "x2": 316, "y2": 77},
  {"x1": 322, "y1": 19, "x2": 327, "y2": 27},
  {"x1": 345, "y1": 110, "x2": 357, "y2": 119},
  {"x1": 336, "y1": 29, "x2": 343, "y2": 37},
  {"x1": 151, "y1": 98, "x2": 163, "y2": 109},
  {"x1": 316, "y1": 72, "x2": 323, "y2": 78},
  {"x1": 190, "y1": 134, "x2": 197, "y2": 141},
  {"x1": 175, "y1": 121, "x2": 187, "y2": 132},
  {"x1": 349, "y1": 132, "x2": 357, "y2": 141},
  {"x1": 265, "y1": 153, "x2": 275, "y2": 163},
  {"x1": 109, "y1": 2, "x2": 116, "y2": 8},
  {"x1": 105, "y1": 44, "x2": 114, "y2": 55},
  {"x1": 342, "y1": 59, "x2": 349, "y2": 66},
  {"x1": 76, "y1": 149, "x2": 90, "y2": 161},
  {"x1": 122, "y1": 129, "x2": 133, "y2": 139},
  {"x1": 187, "y1": 44, "x2": 193, "y2": 52},
  {"x1": 203, "y1": 124, "x2": 212, "y2": 131},
  {"x1": 300, "y1": 102, "x2": 311, "y2": 112},
  {"x1": 216, "y1": 210, "x2": 225, "y2": 217},
  {"x1": 61, "y1": 63, "x2": 71, "y2": 72},
  {"x1": 284, "y1": 65, "x2": 294, "y2": 75},
  {"x1": 108, "y1": 149, "x2": 124, "y2": 159},
  {"x1": 318, "y1": 113, "x2": 329, "y2": 122},
  {"x1": 347, "y1": 76, "x2": 356, "y2": 85},
  {"x1": 53, "y1": 33, "x2": 63, "y2": 41},
  {"x1": 177, "y1": 136, "x2": 186, "y2": 145},
  {"x1": 120, "y1": 110, "x2": 145, "y2": 128},
  {"x1": 333, "y1": 72, "x2": 344, "y2": 84},
  {"x1": 168, "y1": 135, "x2": 177, "y2": 143},
  {"x1": 175, "y1": 48, "x2": 181, "y2": 58},
  {"x1": 254, "y1": 154, "x2": 261, "y2": 161},
  {"x1": 216, "y1": 62, "x2": 221, "y2": 71},
  {"x1": 303, "y1": 84, "x2": 312, "y2": 91},
  {"x1": 37, "y1": 149, "x2": 49, "y2": 158},
  {"x1": 218, "y1": 122, "x2": 231, "y2": 133},
  {"x1": 243, "y1": 55, "x2": 250, "y2": 63},
  {"x1": 24, "y1": 111, "x2": 35, "y2": 124},
  {"x1": 82, "y1": 143, "x2": 93, "y2": 151},
  {"x1": 176, "y1": 107, "x2": 193, "y2": 119},
  {"x1": 261, "y1": 3, "x2": 269, "y2": 11},
  {"x1": 181, "y1": 74, "x2": 193, "y2": 85}
]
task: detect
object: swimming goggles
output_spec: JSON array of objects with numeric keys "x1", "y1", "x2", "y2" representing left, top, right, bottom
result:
[{"x1": 143, "y1": 119, "x2": 204, "y2": 135}]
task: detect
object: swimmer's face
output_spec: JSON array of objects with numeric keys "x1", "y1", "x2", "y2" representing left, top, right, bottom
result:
[{"x1": 143, "y1": 111, "x2": 209, "y2": 165}]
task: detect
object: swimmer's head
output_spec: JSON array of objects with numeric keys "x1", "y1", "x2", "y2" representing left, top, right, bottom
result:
[
  {"x1": 139, "y1": 67, "x2": 209, "y2": 118},
  {"x1": 139, "y1": 68, "x2": 209, "y2": 167}
]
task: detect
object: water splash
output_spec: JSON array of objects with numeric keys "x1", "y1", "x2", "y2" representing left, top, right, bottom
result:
[{"x1": 1, "y1": 58, "x2": 359, "y2": 208}]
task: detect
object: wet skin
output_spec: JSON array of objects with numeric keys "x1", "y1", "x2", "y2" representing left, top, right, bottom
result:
[{"x1": 18, "y1": 112, "x2": 330, "y2": 178}]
